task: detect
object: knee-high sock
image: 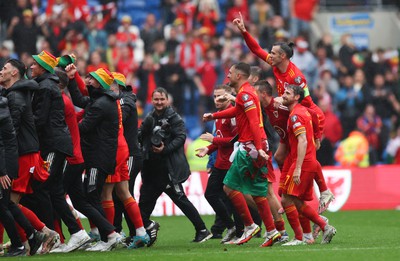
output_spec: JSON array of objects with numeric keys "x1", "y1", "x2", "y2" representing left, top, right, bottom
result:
[
  {"x1": 284, "y1": 204, "x2": 302, "y2": 240},
  {"x1": 227, "y1": 191, "x2": 253, "y2": 226},
  {"x1": 102, "y1": 200, "x2": 115, "y2": 225},
  {"x1": 274, "y1": 218, "x2": 285, "y2": 232},
  {"x1": 299, "y1": 203, "x2": 327, "y2": 231},
  {"x1": 123, "y1": 197, "x2": 143, "y2": 229},
  {"x1": 253, "y1": 196, "x2": 275, "y2": 232},
  {"x1": 299, "y1": 214, "x2": 311, "y2": 234},
  {"x1": 0, "y1": 223, "x2": 4, "y2": 244},
  {"x1": 18, "y1": 204, "x2": 45, "y2": 231},
  {"x1": 314, "y1": 171, "x2": 328, "y2": 192},
  {"x1": 53, "y1": 218, "x2": 65, "y2": 244}
]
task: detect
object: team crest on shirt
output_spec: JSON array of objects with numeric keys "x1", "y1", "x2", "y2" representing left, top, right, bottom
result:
[
  {"x1": 294, "y1": 76, "x2": 302, "y2": 84},
  {"x1": 291, "y1": 115, "x2": 298, "y2": 122},
  {"x1": 241, "y1": 94, "x2": 249, "y2": 102},
  {"x1": 273, "y1": 111, "x2": 279, "y2": 118}
]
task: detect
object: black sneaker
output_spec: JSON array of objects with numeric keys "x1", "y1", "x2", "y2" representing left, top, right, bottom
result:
[
  {"x1": 146, "y1": 221, "x2": 160, "y2": 247},
  {"x1": 210, "y1": 233, "x2": 222, "y2": 239},
  {"x1": 2, "y1": 246, "x2": 27, "y2": 257},
  {"x1": 192, "y1": 229, "x2": 213, "y2": 243},
  {"x1": 28, "y1": 230, "x2": 46, "y2": 256}
]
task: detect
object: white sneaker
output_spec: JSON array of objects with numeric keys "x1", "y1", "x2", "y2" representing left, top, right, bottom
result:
[
  {"x1": 303, "y1": 233, "x2": 315, "y2": 244},
  {"x1": 86, "y1": 233, "x2": 121, "y2": 252},
  {"x1": 282, "y1": 239, "x2": 306, "y2": 246},
  {"x1": 260, "y1": 230, "x2": 281, "y2": 247},
  {"x1": 223, "y1": 236, "x2": 239, "y2": 245},
  {"x1": 319, "y1": 190, "x2": 335, "y2": 213},
  {"x1": 64, "y1": 230, "x2": 91, "y2": 252},
  {"x1": 312, "y1": 215, "x2": 329, "y2": 239},
  {"x1": 49, "y1": 244, "x2": 68, "y2": 253},
  {"x1": 220, "y1": 227, "x2": 236, "y2": 244},
  {"x1": 321, "y1": 225, "x2": 336, "y2": 244},
  {"x1": 236, "y1": 224, "x2": 260, "y2": 245}
]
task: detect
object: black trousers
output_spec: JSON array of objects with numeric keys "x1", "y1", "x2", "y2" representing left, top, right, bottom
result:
[
  {"x1": 26, "y1": 151, "x2": 80, "y2": 234},
  {"x1": 83, "y1": 166, "x2": 109, "y2": 241},
  {"x1": 0, "y1": 186, "x2": 34, "y2": 247},
  {"x1": 113, "y1": 155, "x2": 142, "y2": 236},
  {"x1": 139, "y1": 160, "x2": 206, "y2": 232},
  {"x1": 64, "y1": 162, "x2": 115, "y2": 240},
  {"x1": 205, "y1": 167, "x2": 235, "y2": 232}
]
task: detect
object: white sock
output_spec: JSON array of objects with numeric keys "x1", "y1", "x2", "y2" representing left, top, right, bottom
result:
[{"x1": 136, "y1": 227, "x2": 146, "y2": 237}]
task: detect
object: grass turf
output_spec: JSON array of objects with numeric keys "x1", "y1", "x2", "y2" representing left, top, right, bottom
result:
[{"x1": 2, "y1": 210, "x2": 400, "y2": 260}]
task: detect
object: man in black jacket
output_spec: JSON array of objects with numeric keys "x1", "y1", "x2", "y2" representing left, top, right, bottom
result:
[
  {"x1": 66, "y1": 66, "x2": 121, "y2": 251},
  {"x1": 0, "y1": 58, "x2": 61, "y2": 253},
  {"x1": 138, "y1": 87, "x2": 212, "y2": 245},
  {"x1": 29, "y1": 51, "x2": 89, "y2": 251},
  {"x1": 0, "y1": 96, "x2": 45, "y2": 256}
]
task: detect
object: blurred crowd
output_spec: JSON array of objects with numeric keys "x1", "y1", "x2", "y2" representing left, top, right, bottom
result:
[{"x1": 0, "y1": 0, "x2": 399, "y2": 166}]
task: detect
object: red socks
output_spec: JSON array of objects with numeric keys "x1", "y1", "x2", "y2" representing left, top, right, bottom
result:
[
  {"x1": 284, "y1": 204, "x2": 303, "y2": 240},
  {"x1": 299, "y1": 203, "x2": 326, "y2": 231},
  {"x1": 299, "y1": 214, "x2": 312, "y2": 234},
  {"x1": 228, "y1": 191, "x2": 253, "y2": 226},
  {"x1": 53, "y1": 219, "x2": 65, "y2": 244},
  {"x1": 18, "y1": 204, "x2": 45, "y2": 231},
  {"x1": 314, "y1": 171, "x2": 328, "y2": 192},
  {"x1": 102, "y1": 200, "x2": 115, "y2": 224},
  {"x1": 253, "y1": 196, "x2": 276, "y2": 232},
  {"x1": 274, "y1": 218, "x2": 285, "y2": 232},
  {"x1": 123, "y1": 197, "x2": 143, "y2": 229}
]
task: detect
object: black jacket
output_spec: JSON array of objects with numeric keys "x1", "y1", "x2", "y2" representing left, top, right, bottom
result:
[
  {"x1": 67, "y1": 78, "x2": 119, "y2": 174},
  {"x1": 139, "y1": 106, "x2": 190, "y2": 184},
  {"x1": 0, "y1": 97, "x2": 19, "y2": 179},
  {"x1": 2, "y1": 79, "x2": 40, "y2": 156},
  {"x1": 31, "y1": 72, "x2": 73, "y2": 156},
  {"x1": 120, "y1": 88, "x2": 141, "y2": 157}
]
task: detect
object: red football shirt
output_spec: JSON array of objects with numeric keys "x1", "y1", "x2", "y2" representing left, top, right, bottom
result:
[
  {"x1": 213, "y1": 82, "x2": 266, "y2": 150},
  {"x1": 207, "y1": 104, "x2": 237, "y2": 170},
  {"x1": 287, "y1": 104, "x2": 316, "y2": 163}
]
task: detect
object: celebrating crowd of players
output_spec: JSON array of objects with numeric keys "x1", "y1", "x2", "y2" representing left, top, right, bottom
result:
[{"x1": 0, "y1": 15, "x2": 335, "y2": 257}]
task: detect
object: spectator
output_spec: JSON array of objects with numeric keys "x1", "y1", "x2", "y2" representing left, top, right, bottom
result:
[
  {"x1": 353, "y1": 68, "x2": 372, "y2": 104},
  {"x1": 316, "y1": 33, "x2": 334, "y2": 59},
  {"x1": 86, "y1": 50, "x2": 109, "y2": 73},
  {"x1": 317, "y1": 69, "x2": 339, "y2": 97},
  {"x1": 338, "y1": 34, "x2": 356, "y2": 75},
  {"x1": 318, "y1": 98, "x2": 342, "y2": 145},
  {"x1": 196, "y1": 0, "x2": 220, "y2": 36},
  {"x1": 7, "y1": 9, "x2": 41, "y2": 57},
  {"x1": 140, "y1": 14, "x2": 163, "y2": 53},
  {"x1": 249, "y1": 0, "x2": 275, "y2": 26},
  {"x1": 315, "y1": 45, "x2": 337, "y2": 78},
  {"x1": 335, "y1": 130, "x2": 369, "y2": 167},
  {"x1": 384, "y1": 126, "x2": 400, "y2": 164},
  {"x1": 292, "y1": 37, "x2": 318, "y2": 89},
  {"x1": 357, "y1": 104, "x2": 382, "y2": 165},
  {"x1": 289, "y1": 0, "x2": 319, "y2": 38},
  {"x1": 175, "y1": 0, "x2": 197, "y2": 33},
  {"x1": 335, "y1": 74, "x2": 364, "y2": 138},
  {"x1": 86, "y1": 16, "x2": 108, "y2": 54}
]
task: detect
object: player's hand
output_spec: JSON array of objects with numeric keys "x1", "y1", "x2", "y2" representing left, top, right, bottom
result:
[
  {"x1": 232, "y1": 12, "x2": 246, "y2": 33},
  {"x1": 315, "y1": 138, "x2": 321, "y2": 150},
  {"x1": 200, "y1": 132, "x2": 214, "y2": 143},
  {"x1": 257, "y1": 149, "x2": 269, "y2": 161},
  {"x1": 203, "y1": 113, "x2": 214, "y2": 122},
  {"x1": 0, "y1": 174, "x2": 12, "y2": 190},
  {"x1": 152, "y1": 142, "x2": 164, "y2": 154},
  {"x1": 273, "y1": 96, "x2": 283, "y2": 109},
  {"x1": 293, "y1": 168, "x2": 301, "y2": 185},
  {"x1": 65, "y1": 64, "x2": 77, "y2": 79},
  {"x1": 195, "y1": 147, "x2": 209, "y2": 158}
]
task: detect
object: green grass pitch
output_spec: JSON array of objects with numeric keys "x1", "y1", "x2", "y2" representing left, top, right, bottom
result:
[{"x1": 3, "y1": 210, "x2": 400, "y2": 260}]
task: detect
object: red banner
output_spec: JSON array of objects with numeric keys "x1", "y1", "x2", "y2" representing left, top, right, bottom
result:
[{"x1": 130, "y1": 165, "x2": 400, "y2": 216}]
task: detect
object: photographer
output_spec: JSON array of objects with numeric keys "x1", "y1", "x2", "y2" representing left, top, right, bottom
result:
[{"x1": 138, "y1": 87, "x2": 212, "y2": 245}]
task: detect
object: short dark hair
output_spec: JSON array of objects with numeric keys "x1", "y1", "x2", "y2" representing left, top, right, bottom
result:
[
  {"x1": 254, "y1": 80, "x2": 273, "y2": 96},
  {"x1": 152, "y1": 87, "x2": 168, "y2": 99},
  {"x1": 250, "y1": 66, "x2": 262, "y2": 78},
  {"x1": 234, "y1": 62, "x2": 250, "y2": 78},
  {"x1": 287, "y1": 84, "x2": 304, "y2": 103},
  {"x1": 6, "y1": 59, "x2": 26, "y2": 78},
  {"x1": 273, "y1": 42, "x2": 295, "y2": 59}
]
